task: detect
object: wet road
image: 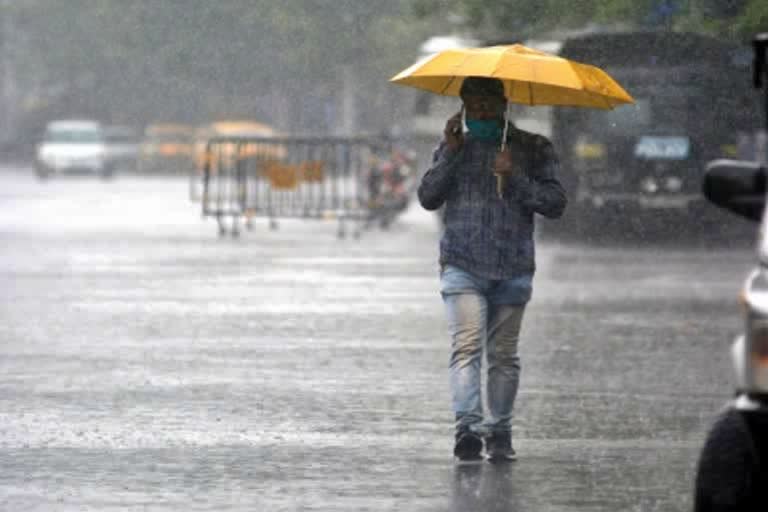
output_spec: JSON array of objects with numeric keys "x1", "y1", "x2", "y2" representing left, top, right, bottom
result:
[{"x1": 0, "y1": 166, "x2": 757, "y2": 511}]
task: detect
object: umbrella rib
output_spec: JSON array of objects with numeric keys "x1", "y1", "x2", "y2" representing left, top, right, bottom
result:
[
  {"x1": 528, "y1": 81, "x2": 534, "y2": 106},
  {"x1": 601, "y1": 91, "x2": 611, "y2": 110},
  {"x1": 440, "y1": 75, "x2": 459, "y2": 96},
  {"x1": 529, "y1": 58, "x2": 537, "y2": 106}
]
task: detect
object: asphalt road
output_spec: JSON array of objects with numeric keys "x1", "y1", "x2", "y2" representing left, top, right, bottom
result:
[{"x1": 0, "y1": 166, "x2": 758, "y2": 511}]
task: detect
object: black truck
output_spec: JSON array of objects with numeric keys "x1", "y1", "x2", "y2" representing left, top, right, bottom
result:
[{"x1": 548, "y1": 30, "x2": 760, "y2": 237}]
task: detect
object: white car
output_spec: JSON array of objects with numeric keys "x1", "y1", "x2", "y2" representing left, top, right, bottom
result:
[{"x1": 35, "y1": 120, "x2": 111, "y2": 179}]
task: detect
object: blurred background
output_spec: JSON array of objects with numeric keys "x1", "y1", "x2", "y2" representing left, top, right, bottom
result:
[{"x1": 1, "y1": 0, "x2": 765, "y2": 158}]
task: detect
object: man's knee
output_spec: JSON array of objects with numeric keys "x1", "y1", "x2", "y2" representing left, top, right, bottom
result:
[
  {"x1": 490, "y1": 329, "x2": 521, "y2": 370},
  {"x1": 450, "y1": 341, "x2": 482, "y2": 369},
  {"x1": 493, "y1": 341, "x2": 520, "y2": 366}
]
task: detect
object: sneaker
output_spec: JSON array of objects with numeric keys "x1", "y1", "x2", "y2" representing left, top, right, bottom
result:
[
  {"x1": 454, "y1": 429, "x2": 484, "y2": 461},
  {"x1": 486, "y1": 430, "x2": 517, "y2": 461}
]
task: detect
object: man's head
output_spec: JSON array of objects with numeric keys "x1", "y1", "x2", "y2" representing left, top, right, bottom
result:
[{"x1": 459, "y1": 77, "x2": 506, "y2": 121}]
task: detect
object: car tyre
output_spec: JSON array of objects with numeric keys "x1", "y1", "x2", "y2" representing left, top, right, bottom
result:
[
  {"x1": 34, "y1": 165, "x2": 51, "y2": 181},
  {"x1": 100, "y1": 165, "x2": 115, "y2": 180}
]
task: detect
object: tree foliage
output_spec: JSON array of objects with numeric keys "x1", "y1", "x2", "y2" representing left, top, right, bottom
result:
[
  {"x1": 3, "y1": 0, "x2": 433, "y2": 137},
  {"x1": 411, "y1": 0, "x2": 768, "y2": 42}
]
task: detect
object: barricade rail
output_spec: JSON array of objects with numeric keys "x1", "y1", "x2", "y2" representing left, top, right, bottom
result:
[{"x1": 199, "y1": 135, "x2": 395, "y2": 238}]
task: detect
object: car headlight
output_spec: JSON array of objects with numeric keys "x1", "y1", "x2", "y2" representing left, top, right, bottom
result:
[
  {"x1": 742, "y1": 268, "x2": 768, "y2": 394},
  {"x1": 720, "y1": 143, "x2": 738, "y2": 158},
  {"x1": 640, "y1": 176, "x2": 659, "y2": 194},
  {"x1": 747, "y1": 317, "x2": 768, "y2": 392},
  {"x1": 663, "y1": 176, "x2": 683, "y2": 192},
  {"x1": 573, "y1": 141, "x2": 606, "y2": 160}
]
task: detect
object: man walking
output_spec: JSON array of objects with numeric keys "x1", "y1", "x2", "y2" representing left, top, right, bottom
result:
[{"x1": 417, "y1": 76, "x2": 567, "y2": 461}]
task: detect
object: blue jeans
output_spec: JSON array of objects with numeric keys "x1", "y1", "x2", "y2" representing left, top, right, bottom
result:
[{"x1": 440, "y1": 264, "x2": 529, "y2": 434}]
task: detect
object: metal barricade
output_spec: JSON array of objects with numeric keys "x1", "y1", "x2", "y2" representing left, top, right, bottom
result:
[{"x1": 201, "y1": 135, "x2": 393, "y2": 238}]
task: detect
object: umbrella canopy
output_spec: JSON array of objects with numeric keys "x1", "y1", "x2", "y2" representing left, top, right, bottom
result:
[{"x1": 390, "y1": 44, "x2": 634, "y2": 110}]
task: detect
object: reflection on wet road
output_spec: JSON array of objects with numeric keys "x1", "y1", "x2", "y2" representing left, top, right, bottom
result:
[{"x1": 0, "y1": 168, "x2": 756, "y2": 510}]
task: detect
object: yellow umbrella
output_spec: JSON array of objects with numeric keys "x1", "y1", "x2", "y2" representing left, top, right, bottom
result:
[
  {"x1": 390, "y1": 43, "x2": 634, "y2": 109},
  {"x1": 390, "y1": 43, "x2": 634, "y2": 197}
]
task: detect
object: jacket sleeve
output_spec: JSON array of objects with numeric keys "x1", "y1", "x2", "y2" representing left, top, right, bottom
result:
[
  {"x1": 506, "y1": 136, "x2": 567, "y2": 219},
  {"x1": 417, "y1": 142, "x2": 461, "y2": 211}
]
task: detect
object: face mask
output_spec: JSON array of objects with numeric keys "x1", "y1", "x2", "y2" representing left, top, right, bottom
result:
[{"x1": 465, "y1": 119, "x2": 502, "y2": 141}]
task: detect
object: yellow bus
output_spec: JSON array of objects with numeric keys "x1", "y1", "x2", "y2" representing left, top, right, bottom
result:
[
  {"x1": 195, "y1": 120, "x2": 284, "y2": 170},
  {"x1": 139, "y1": 123, "x2": 195, "y2": 173}
]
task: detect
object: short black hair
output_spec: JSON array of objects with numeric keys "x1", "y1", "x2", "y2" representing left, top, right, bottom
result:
[{"x1": 459, "y1": 77, "x2": 505, "y2": 99}]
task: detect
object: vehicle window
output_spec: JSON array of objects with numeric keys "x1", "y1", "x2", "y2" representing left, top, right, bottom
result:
[
  {"x1": 585, "y1": 87, "x2": 705, "y2": 135},
  {"x1": 147, "y1": 133, "x2": 191, "y2": 143},
  {"x1": 592, "y1": 98, "x2": 651, "y2": 133},
  {"x1": 45, "y1": 129, "x2": 103, "y2": 143},
  {"x1": 106, "y1": 134, "x2": 136, "y2": 144}
]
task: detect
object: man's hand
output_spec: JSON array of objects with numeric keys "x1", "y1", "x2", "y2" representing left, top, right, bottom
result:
[
  {"x1": 494, "y1": 148, "x2": 515, "y2": 176},
  {"x1": 444, "y1": 112, "x2": 463, "y2": 151}
]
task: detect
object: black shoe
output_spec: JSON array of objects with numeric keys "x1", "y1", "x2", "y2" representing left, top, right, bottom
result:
[
  {"x1": 454, "y1": 430, "x2": 483, "y2": 461},
  {"x1": 486, "y1": 431, "x2": 517, "y2": 461}
]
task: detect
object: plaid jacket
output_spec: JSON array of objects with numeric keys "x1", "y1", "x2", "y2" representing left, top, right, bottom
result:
[{"x1": 418, "y1": 124, "x2": 567, "y2": 280}]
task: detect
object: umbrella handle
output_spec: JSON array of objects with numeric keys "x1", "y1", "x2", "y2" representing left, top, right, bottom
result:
[
  {"x1": 501, "y1": 102, "x2": 511, "y2": 149},
  {"x1": 496, "y1": 103, "x2": 512, "y2": 199}
]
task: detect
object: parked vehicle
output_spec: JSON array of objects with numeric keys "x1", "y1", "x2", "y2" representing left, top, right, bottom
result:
[
  {"x1": 104, "y1": 125, "x2": 139, "y2": 172},
  {"x1": 549, "y1": 30, "x2": 760, "y2": 235},
  {"x1": 34, "y1": 120, "x2": 110, "y2": 179},
  {"x1": 194, "y1": 120, "x2": 282, "y2": 170},
  {"x1": 138, "y1": 123, "x2": 195, "y2": 174},
  {"x1": 364, "y1": 147, "x2": 417, "y2": 229}
]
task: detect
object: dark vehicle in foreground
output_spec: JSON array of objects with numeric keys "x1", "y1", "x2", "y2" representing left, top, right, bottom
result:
[
  {"x1": 550, "y1": 31, "x2": 759, "y2": 235},
  {"x1": 694, "y1": 33, "x2": 768, "y2": 512},
  {"x1": 696, "y1": 158, "x2": 768, "y2": 511}
]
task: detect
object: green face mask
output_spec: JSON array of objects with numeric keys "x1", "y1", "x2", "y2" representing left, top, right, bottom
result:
[{"x1": 465, "y1": 119, "x2": 502, "y2": 141}]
